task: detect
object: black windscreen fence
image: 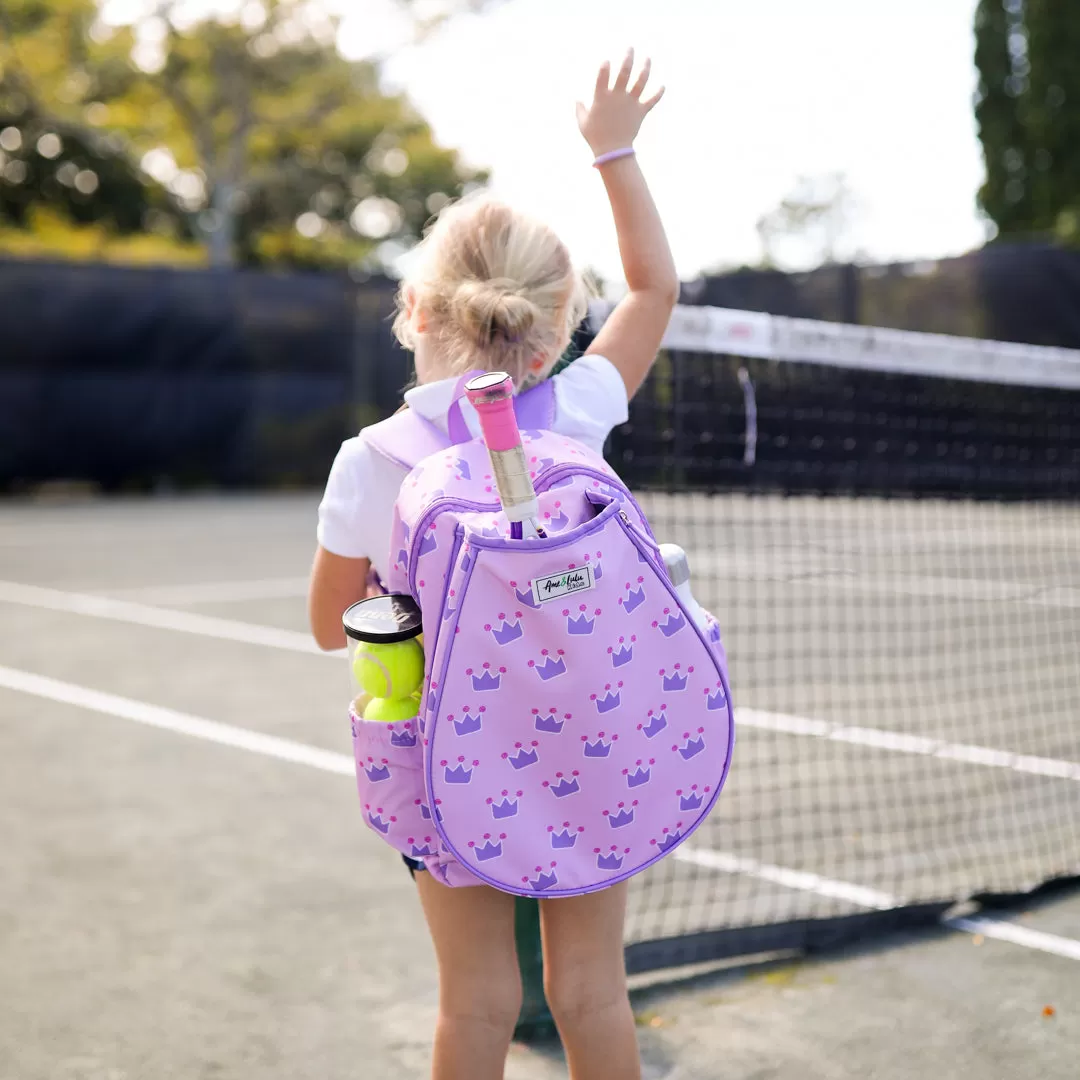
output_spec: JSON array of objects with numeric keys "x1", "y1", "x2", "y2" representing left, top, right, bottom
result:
[
  {"x1": 611, "y1": 349, "x2": 1080, "y2": 500},
  {"x1": 0, "y1": 258, "x2": 404, "y2": 490}
]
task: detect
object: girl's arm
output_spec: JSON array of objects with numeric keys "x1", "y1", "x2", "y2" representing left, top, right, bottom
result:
[
  {"x1": 308, "y1": 546, "x2": 369, "y2": 651},
  {"x1": 577, "y1": 51, "x2": 678, "y2": 399}
]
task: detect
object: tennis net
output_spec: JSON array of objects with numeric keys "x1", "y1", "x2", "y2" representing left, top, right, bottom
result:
[{"x1": 589, "y1": 303, "x2": 1080, "y2": 972}]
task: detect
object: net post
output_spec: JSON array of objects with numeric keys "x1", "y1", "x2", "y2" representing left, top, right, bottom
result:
[{"x1": 513, "y1": 896, "x2": 554, "y2": 1041}]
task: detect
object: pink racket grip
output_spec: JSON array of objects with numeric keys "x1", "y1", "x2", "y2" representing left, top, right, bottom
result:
[{"x1": 465, "y1": 372, "x2": 521, "y2": 452}]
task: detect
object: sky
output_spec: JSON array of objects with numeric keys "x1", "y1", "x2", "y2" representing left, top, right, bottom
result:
[
  {"x1": 103, "y1": 0, "x2": 990, "y2": 284},
  {"x1": 355, "y1": 0, "x2": 990, "y2": 282}
]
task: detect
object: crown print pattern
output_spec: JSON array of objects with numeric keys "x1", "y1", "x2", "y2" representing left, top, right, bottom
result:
[
  {"x1": 581, "y1": 730, "x2": 618, "y2": 758},
  {"x1": 533, "y1": 707, "x2": 568, "y2": 734},
  {"x1": 564, "y1": 604, "x2": 601, "y2": 636},
  {"x1": 448, "y1": 705, "x2": 485, "y2": 737},
  {"x1": 548, "y1": 821, "x2": 586, "y2": 849},
  {"x1": 486, "y1": 612, "x2": 525, "y2": 646},
  {"x1": 349, "y1": 427, "x2": 734, "y2": 896},
  {"x1": 528, "y1": 649, "x2": 567, "y2": 682},
  {"x1": 487, "y1": 789, "x2": 524, "y2": 819},
  {"x1": 607, "y1": 635, "x2": 636, "y2": 668}
]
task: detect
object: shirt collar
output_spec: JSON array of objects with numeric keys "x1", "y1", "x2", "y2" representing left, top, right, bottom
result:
[{"x1": 403, "y1": 377, "x2": 467, "y2": 434}]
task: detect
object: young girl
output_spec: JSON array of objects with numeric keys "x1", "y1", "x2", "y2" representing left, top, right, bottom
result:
[{"x1": 309, "y1": 50, "x2": 676, "y2": 1080}]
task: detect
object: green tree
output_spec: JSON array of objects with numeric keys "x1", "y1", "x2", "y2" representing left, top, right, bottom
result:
[
  {"x1": 0, "y1": 0, "x2": 493, "y2": 267},
  {"x1": 974, "y1": 0, "x2": 1080, "y2": 242},
  {"x1": 0, "y1": 102, "x2": 187, "y2": 237},
  {"x1": 0, "y1": 0, "x2": 192, "y2": 252}
]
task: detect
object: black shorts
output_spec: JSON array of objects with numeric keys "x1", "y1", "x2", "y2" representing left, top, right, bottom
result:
[{"x1": 403, "y1": 854, "x2": 426, "y2": 877}]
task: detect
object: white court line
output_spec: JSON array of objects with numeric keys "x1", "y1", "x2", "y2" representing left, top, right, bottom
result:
[
  {"x1": 0, "y1": 580, "x2": 334, "y2": 657},
  {"x1": 950, "y1": 917, "x2": 1080, "y2": 963},
  {"x1": 674, "y1": 847, "x2": 1080, "y2": 964},
  {"x1": 0, "y1": 664, "x2": 353, "y2": 776},
  {"x1": 737, "y1": 708, "x2": 1080, "y2": 784},
  {"x1": 672, "y1": 848, "x2": 896, "y2": 910},
  {"x1": 2, "y1": 580, "x2": 1077, "y2": 784},
  {"x1": 2, "y1": 661, "x2": 1076, "y2": 965},
  {"x1": 112, "y1": 577, "x2": 311, "y2": 606}
]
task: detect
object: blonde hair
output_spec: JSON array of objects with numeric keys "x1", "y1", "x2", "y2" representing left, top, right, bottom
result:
[{"x1": 393, "y1": 193, "x2": 589, "y2": 389}]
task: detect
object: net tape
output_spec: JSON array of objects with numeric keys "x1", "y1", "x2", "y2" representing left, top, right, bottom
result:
[{"x1": 589, "y1": 301, "x2": 1080, "y2": 390}]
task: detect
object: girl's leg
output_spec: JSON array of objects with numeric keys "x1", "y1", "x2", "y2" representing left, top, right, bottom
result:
[
  {"x1": 539, "y1": 882, "x2": 640, "y2": 1080},
  {"x1": 414, "y1": 871, "x2": 522, "y2": 1080}
]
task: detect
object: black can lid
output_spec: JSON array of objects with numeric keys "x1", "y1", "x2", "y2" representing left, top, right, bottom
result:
[{"x1": 342, "y1": 594, "x2": 423, "y2": 644}]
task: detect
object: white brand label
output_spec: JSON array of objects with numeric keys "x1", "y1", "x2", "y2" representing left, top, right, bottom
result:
[{"x1": 531, "y1": 565, "x2": 594, "y2": 604}]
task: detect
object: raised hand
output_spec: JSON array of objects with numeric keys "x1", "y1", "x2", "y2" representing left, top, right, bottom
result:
[{"x1": 576, "y1": 49, "x2": 665, "y2": 158}]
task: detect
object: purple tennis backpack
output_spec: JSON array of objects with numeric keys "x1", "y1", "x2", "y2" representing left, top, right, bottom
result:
[{"x1": 352, "y1": 375, "x2": 734, "y2": 896}]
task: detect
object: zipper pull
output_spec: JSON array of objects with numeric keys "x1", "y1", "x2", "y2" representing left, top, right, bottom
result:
[{"x1": 618, "y1": 507, "x2": 661, "y2": 565}]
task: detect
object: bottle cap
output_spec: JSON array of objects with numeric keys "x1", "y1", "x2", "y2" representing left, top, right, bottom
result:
[
  {"x1": 342, "y1": 593, "x2": 422, "y2": 644},
  {"x1": 659, "y1": 543, "x2": 691, "y2": 588}
]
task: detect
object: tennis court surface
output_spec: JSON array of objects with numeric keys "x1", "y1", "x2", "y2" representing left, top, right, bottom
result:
[{"x1": 2, "y1": 491, "x2": 1077, "y2": 1079}]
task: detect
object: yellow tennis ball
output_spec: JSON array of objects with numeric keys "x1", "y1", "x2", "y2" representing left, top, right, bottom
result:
[
  {"x1": 363, "y1": 695, "x2": 421, "y2": 723},
  {"x1": 353, "y1": 640, "x2": 425, "y2": 700},
  {"x1": 353, "y1": 652, "x2": 388, "y2": 698}
]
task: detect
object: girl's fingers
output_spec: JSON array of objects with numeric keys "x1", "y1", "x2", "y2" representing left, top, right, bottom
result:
[
  {"x1": 642, "y1": 85, "x2": 666, "y2": 112},
  {"x1": 613, "y1": 48, "x2": 634, "y2": 92},
  {"x1": 575, "y1": 101, "x2": 588, "y2": 128},
  {"x1": 630, "y1": 57, "x2": 651, "y2": 99},
  {"x1": 594, "y1": 60, "x2": 611, "y2": 97}
]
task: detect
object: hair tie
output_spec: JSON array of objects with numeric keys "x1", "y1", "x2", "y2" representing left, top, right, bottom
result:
[{"x1": 592, "y1": 147, "x2": 636, "y2": 168}]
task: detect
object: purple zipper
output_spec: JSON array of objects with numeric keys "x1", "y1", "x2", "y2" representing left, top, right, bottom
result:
[
  {"x1": 424, "y1": 527, "x2": 479, "y2": 855},
  {"x1": 408, "y1": 496, "x2": 496, "y2": 598},
  {"x1": 406, "y1": 461, "x2": 655, "y2": 598},
  {"x1": 611, "y1": 509, "x2": 736, "y2": 853},
  {"x1": 465, "y1": 498, "x2": 623, "y2": 553},
  {"x1": 533, "y1": 463, "x2": 658, "y2": 541},
  {"x1": 419, "y1": 526, "x2": 465, "y2": 701},
  {"x1": 613, "y1": 511, "x2": 731, "y2": 700}
]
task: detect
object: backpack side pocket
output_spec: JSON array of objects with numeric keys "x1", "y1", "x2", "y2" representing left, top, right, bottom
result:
[{"x1": 351, "y1": 709, "x2": 435, "y2": 861}]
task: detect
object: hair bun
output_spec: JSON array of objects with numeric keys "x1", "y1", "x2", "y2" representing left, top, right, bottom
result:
[{"x1": 450, "y1": 280, "x2": 537, "y2": 345}]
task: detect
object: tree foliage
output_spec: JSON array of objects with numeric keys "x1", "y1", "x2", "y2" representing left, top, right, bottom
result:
[
  {"x1": 974, "y1": 0, "x2": 1080, "y2": 243},
  {"x1": 0, "y1": 101, "x2": 190, "y2": 237},
  {"x1": 0, "y1": 0, "x2": 489, "y2": 267},
  {"x1": 0, "y1": 0, "x2": 192, "y2": 251}
]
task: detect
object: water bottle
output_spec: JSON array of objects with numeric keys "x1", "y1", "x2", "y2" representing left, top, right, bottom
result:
[{"x1": 659, "y1": 543, "x2": 709, "y2": 632}]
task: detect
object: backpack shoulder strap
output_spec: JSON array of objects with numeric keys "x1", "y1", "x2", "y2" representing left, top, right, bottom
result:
[
  {"x1": 363, "y1": 378, "x2": 557, "y2": 471},
  {"x1": 362, "y1": 409, "x2": 451, "y2": 471},
  {"x1": 514, "y1": 377, "x2": 556, "y2": 431}
]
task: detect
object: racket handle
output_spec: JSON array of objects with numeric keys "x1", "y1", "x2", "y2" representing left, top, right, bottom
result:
[
  {"x1": 465, "y1": 372, "x2": 520, "y2": 450},
  {"x1": 465, "y1": 372, "x2": 540, "y2": 527}
]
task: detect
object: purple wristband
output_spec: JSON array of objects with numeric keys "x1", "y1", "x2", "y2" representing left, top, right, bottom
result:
[{"x1": 592, "y1": 147, "x2": 636, "y2": 168}]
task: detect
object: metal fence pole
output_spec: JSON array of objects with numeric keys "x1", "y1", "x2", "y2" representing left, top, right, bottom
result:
[{"x1": 513, "y1": 897, "x2": 555, "y2": 1041}]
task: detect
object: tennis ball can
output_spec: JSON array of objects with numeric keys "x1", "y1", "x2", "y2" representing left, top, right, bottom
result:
[{"x1": 343, "y1": 593, "x2": 424, "y2": 722}]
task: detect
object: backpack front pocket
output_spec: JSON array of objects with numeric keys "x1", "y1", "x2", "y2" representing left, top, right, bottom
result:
[{"x1": 421, "y1": 502, "x2": 735, "y2": 897}]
